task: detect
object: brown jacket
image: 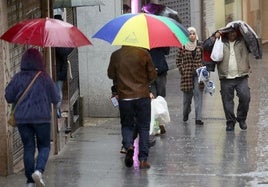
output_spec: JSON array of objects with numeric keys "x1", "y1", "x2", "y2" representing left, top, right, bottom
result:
[{"x1": 108, "y1": 46, "x2": 157, "y2": 99}]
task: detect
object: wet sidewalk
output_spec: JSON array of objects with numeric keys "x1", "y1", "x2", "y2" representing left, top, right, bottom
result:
[{"x1": 1, "y1": 45, "x2": 268, "y2": 187}]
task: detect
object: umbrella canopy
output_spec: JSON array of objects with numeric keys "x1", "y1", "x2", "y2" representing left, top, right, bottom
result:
[
  {"x1": 92, "y1": 13, "x2": 189, "y2": 49},
  {"x1": 0, "y1": 17, "x2": 91, "y2": 47},
  {"x1": 141, "y1": 3, "x2": 182, "y2": 23}
]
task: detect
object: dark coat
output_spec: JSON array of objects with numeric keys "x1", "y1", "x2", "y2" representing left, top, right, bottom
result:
[
  {"x1": 204, "y1": 22, "x2": 262, "y2": 60},
  {"x1": 55, "y1": 47, "x2": 74, "y2": 81},
  {"x1": 5, "y1": 48, "x2": 60, "y2": 124},
  {"x1": 219, "y1": 22, "x2": 262, "y2": 59},
  {"x1": 203, "y1": 36, "x2": 217, "y2": 71},
  {"x1": 149, "y1": 47, "x2": 170, "y2": 75}
]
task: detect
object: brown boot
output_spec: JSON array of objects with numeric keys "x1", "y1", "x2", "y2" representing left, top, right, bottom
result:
[
  {"x1": 159, "y1": 125, "x2": 166, "y2": 134},
  {"x1": 139, "y1": 161, "x2": 150, "y2": 169}
]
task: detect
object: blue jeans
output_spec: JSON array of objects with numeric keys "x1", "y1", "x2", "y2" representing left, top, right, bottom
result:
[
  {"x1": 119, "y1": 97, "x2": 151, "y2": 161},
  {"x1": 17, "y1": 123, "x2": 51, "y2": 183},
  {"x1": 56, "y1": 80, "x2": 63, "y2": 117}
]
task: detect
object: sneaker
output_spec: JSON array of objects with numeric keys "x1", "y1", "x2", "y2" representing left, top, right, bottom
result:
[
  {"x1": 239, "y1": 121, "x2": 247, "y2": 130},
  {"x1": 139, "y1": 161, "x2": 150, "y2": 169},
  {"x1": 159, "y1": 125, "x2": 166, "y2": 134},
  {"x1": 27, "y1": 183, "x2": 35, "y2": 187},
  {"x1": 124, "y1": 147, "x2": 134, "y2": 167},
  {"x1": 195, "y1": 120, "x2": 204, "y2": 125},
  {"x1": 120, "y1": 146, "x2": 127, "y2": 154},
  {"x1": 32, "y1": 170, "x2": 45, "y2": 187},
  {"x1": 226, "y1": 124, "x2": 235, "y2": 131}
]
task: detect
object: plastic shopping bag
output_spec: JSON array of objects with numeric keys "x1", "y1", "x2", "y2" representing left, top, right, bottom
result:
[
  {"x1": 204, "y1": 80, "x2": 215, "y2": 96},
  {"x1": 196, "y1": 66, "x2": 216, "y2": 96},
  {"x1": 196, "y1": 66, "x2": 209, "y2": 84},
  {"x1": 150, "y1": 96, "x2": 170, "y2": 135},
  {"x1": 210, "y1": 37, "x2": 223, "y2": 62}
]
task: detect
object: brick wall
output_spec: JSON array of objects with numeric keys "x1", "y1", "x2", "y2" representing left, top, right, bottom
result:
[{"x1": 0, "y1": 0, "x2": 13, "y2": 176}]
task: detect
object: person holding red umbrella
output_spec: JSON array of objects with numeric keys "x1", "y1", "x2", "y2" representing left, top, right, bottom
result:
[
  {"x1": 5, "y1": 48, "x2": 60, "y2": 187},
  {"x1": 54, "y1": 14, "x2": 74, "y2": 118}
]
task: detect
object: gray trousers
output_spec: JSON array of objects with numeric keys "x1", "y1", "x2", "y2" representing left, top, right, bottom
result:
[
  {"x1": 220, "y1": 76, "x2": 250, "y2": 126},
  {"x1": 183, "y1": 77, "x2": 203, "y2": 121}
]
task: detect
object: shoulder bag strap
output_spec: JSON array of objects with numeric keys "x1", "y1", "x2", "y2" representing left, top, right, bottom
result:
[{"x1": 12, "y1": 71, "x2": 42, "y2": 112}]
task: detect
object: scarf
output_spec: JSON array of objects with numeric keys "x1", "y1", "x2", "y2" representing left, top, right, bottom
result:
[
  {"x1": 184, "y1": 26, "x2": 198, "y2": 51},
  {"x1": 184, "y1": 40, "x2": 197, "y2": 51}
]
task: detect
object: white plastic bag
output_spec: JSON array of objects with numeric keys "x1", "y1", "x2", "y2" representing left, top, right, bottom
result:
[
  {"x1": 210, "y1": 37, "x2": 223, "y2": 62},
  {"x1": 196, "y1": 66, "x2": 209, "y2": 84},
  {"x1": 204, "y1": 80, "x2": 215, "y2": 96},
  {"x1": 150, "y1": 96, "x2": 170, "y2": 135},
  {"x1": 196, "y1": 66, "x2": 216, "y2": 96}
]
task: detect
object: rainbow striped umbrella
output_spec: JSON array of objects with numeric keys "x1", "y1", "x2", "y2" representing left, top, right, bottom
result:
[{"x1": 92, "y1": 13, "x2": 189, "y2": 49}]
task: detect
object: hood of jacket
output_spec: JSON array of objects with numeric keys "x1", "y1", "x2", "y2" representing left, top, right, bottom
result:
[{"x1": 20, "y1": 48, "x2": 45, "y2": 71}]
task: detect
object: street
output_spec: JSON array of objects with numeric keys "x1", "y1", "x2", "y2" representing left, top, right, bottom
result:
[{"x1": 1, "y1": 44, "x2": 268, "y2": 187}]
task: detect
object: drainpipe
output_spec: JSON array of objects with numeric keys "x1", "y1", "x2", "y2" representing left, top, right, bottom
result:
[
  {"x1": 0, "y1": 0, "x2": 13, "y2": 176},
  {"x1": 41, "y1": 0, "x2": 59, "y2": 155},
  {"x1": 200, "y1": 0, "x2": 205, "y2": 41}
]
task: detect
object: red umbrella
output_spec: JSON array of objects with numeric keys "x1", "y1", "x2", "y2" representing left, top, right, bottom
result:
[{"x1": 0, "y1": 17, "x2": 91, "y2": 47}]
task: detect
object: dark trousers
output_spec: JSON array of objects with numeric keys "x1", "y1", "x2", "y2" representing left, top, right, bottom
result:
[
  {"x1": 119, "y1": 97, "x2": 151, "y2": 161},
  {"x1": 220, "y1": 77, "x2": 250, "y2": 126},
  {"x1": 150, "y1": 73, "x2": 167, "y2": 97},
  {"x1": 18, "y1": 123, "x2": 51, "y2": 183}
]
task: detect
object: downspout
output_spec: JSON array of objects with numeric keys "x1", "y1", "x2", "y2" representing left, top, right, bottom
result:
[
  {"x1": 200, "y1": 0, "x2": 205, "y2": 41},
  {"x1": 0, "y1": 0, "x2": 13, "y2": 176},
  {"x1": 41, "y1": 0, "x2": 59, "y2": 155},
  {"x1": 49, "y1": 0, "x2": 60, "y2": 155}
]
